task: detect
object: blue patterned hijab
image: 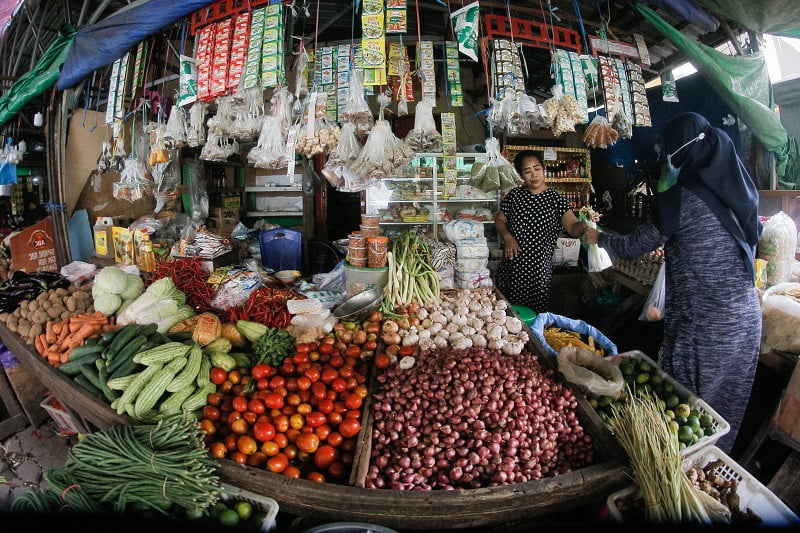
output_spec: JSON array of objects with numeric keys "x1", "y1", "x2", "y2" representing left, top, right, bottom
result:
[{"x1": 655, "y1": 112, "x2": 761, "y2": 282}]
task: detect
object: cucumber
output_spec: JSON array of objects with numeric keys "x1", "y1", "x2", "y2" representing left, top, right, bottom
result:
[
  {"x1": 106, "y1": 324, "x2": 142, "y2": 360},
  {"x1": 102, "y1": 327, "x2": 122, "y2": 344},
  {"x1": 74, "y1": 374, "x2": 104, "y2": 399},
  {"x1": 85, "y1": 336, "x2": 102, "y2": 347},
  {"x1": 58, "y1": 353, "x2": 101, "y2": 376},
  {"x1": 166, "y1": 331, "x2": 194, "y2": 342},
  {"x1": 108, "y1": 335, "x2": 149, "y2": 373},
  {"x1": 68, "y1": 343, "x2": 105, "y2": 361},
  {"x1": 108, "y1": 357, "x2": 142, "y2": 381},
  {"x1": 139, "y1": 323, "x2": 158, "y2": 337},
  {"x1": 96, "y1": 364, "x2": 118, "y2": 403}
]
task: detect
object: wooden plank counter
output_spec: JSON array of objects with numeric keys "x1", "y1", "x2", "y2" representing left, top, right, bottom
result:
[{"x1": 0, "y1": 321, "x2": 630, "y2": 530}]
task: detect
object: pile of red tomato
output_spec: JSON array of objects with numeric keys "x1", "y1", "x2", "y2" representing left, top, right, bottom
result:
[{"x1": 200, "y1": 337, "x2": 369, "y2": 483}]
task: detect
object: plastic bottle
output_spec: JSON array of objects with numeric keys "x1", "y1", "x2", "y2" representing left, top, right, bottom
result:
[
  {"x1": 137, "y1": 230, "x2": 156, "y2": 272},
  {"x1": 93, "y1": 217, "x2": 114, "y2": 259}
]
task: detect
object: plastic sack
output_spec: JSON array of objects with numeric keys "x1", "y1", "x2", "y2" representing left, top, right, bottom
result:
[
  {"x1": 531, "y1": 312, "x2": 618, "y2": 358},
  {"x1": 587, "y1": 243, "x2": 613, "y2": 272},
  {"x1": 313, "y1": 259, "x2": 346, "y2": 292},
  {"x1": 444, "y1": 219, "x2": 485, "y2": 241},
  {"x1": 210, "y1": 269, "x2": 262, "y2": 311},
  {"x1": 349, "y1": 119, "x2": 415, "y2": 180},
  {"x1": 186, "y1": 101, "x2": 207, "y2": 148},
  {"x1": 582, "y1": 114, "x2": 618, "y2": 149},
  {"x1": 760, "y1": 282, "x2": 800, "y2": 353},
  {"x1": 638, "y1": 262, "x2": 666, "y2": 321},
  {"x1": 404, "y1": 99, "x2": 441, "y2": 151},
  {"x1": 113, "y1": 158, "x2": 153, "y2": 202},
  {"x1": 342, "y1": 70, "x2": 374, "y2": 133},
  {"x1": 61, "y1": 261, "x2": 97, "y2": 283},
  {"x1": 163, "y1": 104, "x2": 187, "y2": 149},
  {"x1": 557, "y1": 346, "x2": 624, "y2": 397},
  {"x1": 469, "y1": 137, "x2": 520, "y2": 192},
  {"x1": 542, "y1": 86, "x2": 584, "y2": 137},
  {"x1": 295, "y1": 93, "x2": 341, "y2": 157},
  {"x1": 758, "y1": 211, "x2": 798, "y2": 288},
  {"x1": 247, "y1": 115, "x2": 287, "y2": 169}
]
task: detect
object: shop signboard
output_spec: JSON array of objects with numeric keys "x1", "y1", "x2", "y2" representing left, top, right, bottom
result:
[{"x1": 10, "y1": 217, "x2": 57, "y2": 273}]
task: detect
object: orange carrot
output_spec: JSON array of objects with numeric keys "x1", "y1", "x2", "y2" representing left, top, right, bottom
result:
[
  {"x1": 45, "y1": 321, "x2": 56, "y2": 344},
  {"x1": 34, "y1": 334, "x2": 46, "y2": 356},
  {"x1": 59, "y1": 351, "x2": 71, "y2": 364},
  {"x1": 57, "y1": 324, "x2": 70, "y2": 343},
  {"x1": 46, "y1": 350, "x2": 60, "y2": 364}
]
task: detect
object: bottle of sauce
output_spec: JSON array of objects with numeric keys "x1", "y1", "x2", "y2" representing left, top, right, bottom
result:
[
  {"x1": 137, "y1": 229, "x2": 156, "y2": 272},
  {"x1": 93, "y1": 217, "x2": 114, "y2": 259}
]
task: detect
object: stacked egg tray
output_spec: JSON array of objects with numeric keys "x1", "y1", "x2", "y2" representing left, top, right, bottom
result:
[{"x1": 612, "y1": 256, "x2": 663, "y2": 286}]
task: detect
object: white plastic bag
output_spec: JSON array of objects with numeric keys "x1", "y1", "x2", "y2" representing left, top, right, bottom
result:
[
  {"x1": 349, "y1": 119, "x2": 415, "y2": 180},
  {"x1": 760, "y1": 282, "x2": 800, "y2": 353},
  {"x1": 404, "y1": 99, "x2": 441, "y2": 151},
  {"x1": 638, "y1": 262, "x2": 666, "y2": 321},
  {"x1": 247, "y1": 115, "x2": 287, "y2": 168},
  {"x1": 342, "y1": 70, "x2": 374, "y2": 133},
  {"x1": 758, "y1": 211, "x2": 798, "y2": 288},
  {"x1": 321, "y1": 122, "x2": 362, "y2": 189},
  {"x1": 557, "y1": 346, "x2": 624, "y2": 397}
]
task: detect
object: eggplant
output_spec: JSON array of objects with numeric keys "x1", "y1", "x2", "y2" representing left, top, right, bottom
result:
[
  {"x1": 10, "y1": 271, "x2": 31, "y2": 282},
  {"x1": 33, "y1": 271, "x2": 63, "y2": 283}
]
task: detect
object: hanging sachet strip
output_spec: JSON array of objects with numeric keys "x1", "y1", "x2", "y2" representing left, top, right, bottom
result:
[
  {"x1": 440, "y1": 113, "x2": 458, "y2": 198},
  {"x1": 195, "y1": 24, "x2": 215, "y2": 101},
  {"x1": 243, "y1": 6, "x2": 267, "y2": 89},
  {"x1": 361, "y1": 0, "x2": 386, "y2": 85},
  {"x1": 386, "y1": 0, "x2": 407, "y2": 33},
  {"x1": 260, "y1": 2, "x2": 285, "y2": 89},
  {"x1": 337, "y1": 43, "x2": 351, "y2": 119},
  {"x1": 444, "y1": 41, "x2": 463, "y2": 107},
  {"x1": 106, "y1": 55, "x2": 125, "y2": 124},
  {"x1": 418, "y1": 41, "x2": 436, "y2": 102},
  {"x1": 228, "y1": 11, "x2": 251, "y2": 90}
]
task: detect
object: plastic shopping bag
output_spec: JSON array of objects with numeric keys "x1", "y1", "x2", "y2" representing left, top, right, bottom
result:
[{"x1": 638, "y1": 262, "x2": 666, "y2": 321}]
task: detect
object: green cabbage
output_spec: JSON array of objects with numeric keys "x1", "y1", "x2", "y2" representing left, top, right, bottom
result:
[
  {"x1": 95, "y1": 266, "x2": 128, "y2": 295},
  {"x1": 94, "y1": 293, "x2": 122, "y2": 315},
  {"x1": 120, "y1": 273, "x2": 144, "y2": 301}
]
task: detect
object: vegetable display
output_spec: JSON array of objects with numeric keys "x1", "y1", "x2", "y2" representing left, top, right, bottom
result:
[
  {"x1": 221, "y1": 286, "x2": 299, "y2": 328},
  {"x1": 92, "y1": 266, "x2": 144, "y2": 316},
  {"x1": 65, "y1": 415, "x2": 220, "y2": 513},
  {"x1": 116, "y1": 277, "x2": 195, "y2": 333},
  {"x1": 148, "y1": 258, "x2": 216, "y2": 314},
  {"x1": 34, "y1": 312, "x2": 117, "y2": 367},
  {"x1": 236, "y1": 320, "x2": 295, "y2": 367},
  {"x1": 0, "y1": 270, "x2": 70, "y2": 313},
  {"x1": 381, "y1": 231, "x2": 440, "y2": 315},
  {"x1": 367, "y1": 346, "x2": 594, "y2": 490}
]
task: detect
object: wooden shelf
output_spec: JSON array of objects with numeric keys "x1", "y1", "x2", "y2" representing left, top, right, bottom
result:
[
  {"x1": 244, "y1": 186, "x2": 303, "y2": 192},
  {"x1": 246, "y1": 211, "x2": 303, "y2": 217}
]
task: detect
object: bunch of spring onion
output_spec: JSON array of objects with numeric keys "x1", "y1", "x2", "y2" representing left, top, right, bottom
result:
[
  {"x1": 608, "y1": 391, "x2": 729, "y2": 524},
  {"x1": 381, "y1": 231, "x2": 440, "y2": 315}
]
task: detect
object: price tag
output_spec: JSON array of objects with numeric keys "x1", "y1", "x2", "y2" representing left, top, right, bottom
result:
[{"x1": 543, "y1": 147, "x2": 558, "y2": 161}]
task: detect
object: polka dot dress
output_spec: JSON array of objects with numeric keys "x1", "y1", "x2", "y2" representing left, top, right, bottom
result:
[{"x1": 496, "y1": 187, "x2": 570, "y2": 313}]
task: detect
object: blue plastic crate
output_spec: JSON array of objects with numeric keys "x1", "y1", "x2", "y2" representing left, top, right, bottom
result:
[{"x1": 259, "y1": 228, "x2": 302, "y2": 272}]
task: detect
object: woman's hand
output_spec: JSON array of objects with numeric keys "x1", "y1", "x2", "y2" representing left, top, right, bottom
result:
[
  {"x1": 504, "y1": 236, "x2": 521, "y2": 259},
  {"x1": 584, "y1": 226, "x2": 600, "y2": 245}
]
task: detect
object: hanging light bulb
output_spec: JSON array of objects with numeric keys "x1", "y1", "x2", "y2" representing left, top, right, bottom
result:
[{"x1": 33, "y1": 112, "x2": 43, "y2": 127}]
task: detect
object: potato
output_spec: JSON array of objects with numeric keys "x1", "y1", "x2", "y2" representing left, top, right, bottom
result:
[
  {"x1": 29, "y1": 322, "x2": 43, "y2": 339},
  {"x1": 7, "y1": 322, "x2": 17, "y2": 333},
  {"x1": 19, "y1": 300, "x2": 28, "y2": 312},
  {"x1": 66, "y1": 297, "x2": 77, "y2": 312},
  {"x1": 12, "y1": 308, "x2": 21, "y2": 317},
  {"x1": 17, "y1": 323, "x2": 30, "y2": 338},
  {"x1": 55, "y1": 287, "x2": 68, "y2": 297},
  {"x1": 87, "y1": 305, "x2": 95, "y2": 314},
  {"x1": 36, "y1": 292, "x2": 48, "y2": 303},
  {"x1": 27, "y1": 300, "x2": 39, "y2": 312},
  {"x1": 60, "y1": 311, "x2": 71, "y2": 320},
  {"x1": 0, "y1": 312, "x2": 8, "y2": 322},
  {"x1": 32, "y1": 309, "x2": 47, "y2": 324},
  {"x1": 47, "y1": 306, "x2": 64, "y2": 320}
]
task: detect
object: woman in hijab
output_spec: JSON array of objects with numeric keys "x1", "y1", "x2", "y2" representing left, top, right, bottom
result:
[{"x1": 585, "y1": 112, "x2": 762, "y2": 453}]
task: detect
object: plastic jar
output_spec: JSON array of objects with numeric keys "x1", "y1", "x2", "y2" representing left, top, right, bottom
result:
[
  {"x1": 348, "y1": 256, "x2": 367, "y2": 267},
  {"x1": 360, "y1": 225, "x2": 380, "y2": 238},
  {"x1": 348, "y1": 246, "x2": 367, "y2": 259},
  {"x1": 361, "y1": 214, "x2": 380, "y2": 227},
  {"x1": 348, "y1": 232, "x2": 366, "y2": 249},
  {"x1": 367, "y1": 236, "x2": 389, "y2": 268}
]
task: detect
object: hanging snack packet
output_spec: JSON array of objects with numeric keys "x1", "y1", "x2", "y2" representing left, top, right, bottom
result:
[
  {"x1": 295, "y1": 92, "x2": 341, "y2": 158},
  {"x1": 349, "y1": 119, "x2": 415, "y2": 180},
  {"x1": 148, "y1": 124, "x2": 170, "y2": 167},
  {"x1": 247, "y1": 115, "x2": 287, "y2": 168},
  {"x1": 163, "y1": 103, "x2": 187, "y2": 149},
  {"x1": 469, "y1": 137, "x2": 520, "y2": 192},
  {"x1": 322, "y1": 122, "x2": 363, "y2": 189},
  {"x1": 97, "y1": 140, "x2": 112, "y2": 172},
  {"x1": 342, "y1": 70, "x2": 375, "y2": 133},
  {"x1": 404, "y1": 99, "x2": 442, "y2": 151},
  {"x1": 582, "y1": 114, "x2": 618, "y2": 149},
  {"x1": 113, "y1": 158, "x2": 153, "y2": 202},
  {"x1": 186, "y1": 101, "x2": 208, "y2": 147}
]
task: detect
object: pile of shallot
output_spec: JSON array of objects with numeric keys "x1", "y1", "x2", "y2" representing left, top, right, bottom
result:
[{"x1": 367, "y1": 346, "x2": 594, "y2": 490}]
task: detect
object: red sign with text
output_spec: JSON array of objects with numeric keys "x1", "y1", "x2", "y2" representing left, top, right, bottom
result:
[{"x1": 10, "y1": 217, "x2": 58, "y2": 273}]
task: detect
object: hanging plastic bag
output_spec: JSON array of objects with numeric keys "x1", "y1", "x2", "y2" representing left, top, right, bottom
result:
[
  {"x1": 342, "y1": 70, "x2": 374, "y2": 133},
  {"x1": 543, "y1": 86, "x2": 583, "y2": 137},
  {"x1": 349, "y1": 118, "x2": 415, "y2": 180},
  {"x1": 248, "y1": 115, "x2": 288, "y2": 168},
  {"x1": 295, "y1": 91, "x2": 341, "y2": 158},
  {"x1": 638, "y1": 262, "x2": 666, "y2": 321},
  {"x1": 468, "y1": 137, "x2": 520, "y2": 192},
  {"x1": 163, "y1": 102, "x2": 187, "y2": 149},
  {"x1": 272, "y1": 87, "x2": 294, "y2": 134},
  {"x1": 186, "y1": 101, "x2": 207, "y2": 147},
  {"x1": 404, "y1": 99, "x2": 441, "y2": 151},
  {"x1": 611, "y1": 108, "x2": 633, "y2": 140},
  {"x1": 582, "y1": 114, "x2": 618, "y2": 149},
  {"x1": 758, "y1": 211, "x2": 799, "y2": 288},
  {"x1": 113, "y1": 158, "x2": 153, "y2": 202},
  {"x1": 97, "y1": 140, "x2": 112, "y2": 172},
  {"x1": 148, "y1": 124, "x2": 169, "y2": 167},
  {"x1": 293, "y1": 48, "x2": 311, "y2": 115},
  {"x1": 321, "y1": 122, "x2": 362, "y2": 189},
  {"x1": 110, "y1": 123, "x2": 127, "y2": 172}
]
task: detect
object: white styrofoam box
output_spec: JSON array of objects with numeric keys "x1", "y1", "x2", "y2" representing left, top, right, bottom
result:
[
  {"x1": 455, "y1": 258, "x2": 489, "y2": 272},
  {"x1": 553, "y1": 237, "x2": 581, "y2": 267},
  {"x1": 607, "y1": 446, "x2": 798, "y2": 526},
  {"x1": 254, "y1": 173, "x2": 304, "y2": 187},
  {"x1": 455, "y1": 268, "x2": 492, "y2": 289},
  {"x1": 255, "y1": 195, "x2": 302, "y2": 212}
]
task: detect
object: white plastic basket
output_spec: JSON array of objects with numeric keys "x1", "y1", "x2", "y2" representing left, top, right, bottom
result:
[
  {"x1": 607, "y1": 446, "x2": 799, "y2": 526},
  {"x1": 609, "y1": 350, "x2": 730, "y2": 458},
  {"x1": 219, "y1": 483, "x2": 279, "y2": 532}
]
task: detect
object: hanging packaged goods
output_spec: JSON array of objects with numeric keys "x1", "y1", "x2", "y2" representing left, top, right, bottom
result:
[
  {"x1": 441, "y1": 113, "x2": 458, "y2": 198},
  {"x1": 105, "y1": 53, "x2": 130, "y2": 124},
  {"x1": 387, "y1": 43, "x2": 413, "y2": 104},
  {"x1": 444, "y1": 41, "x2": 463, "y2": 107},
  {"x1": 242, "y1": 6, "x2": 266, "y2": 89},
  {"x1": 227, "y1": 12, "x2": 251, "y2": 91},
  {"x1": 361, "y1": 0, "x2": 387, "y2": 86},
  {"x1": 491, "y1": 39, "x2": 525, "y2": 97},
  {"x1": 418, "y1": 41, "x2": 437, "y2": 102},
  {"x1": 313, "y1": 46, "x2": 339, "y2": 122},
  {"x1": 196, "y1": 25, "x2": 215, "y2": 101},
  {"x1": 211, "y1": 19, "x2": 233, "y2": 98},
  {"x1": 386, "y1": 1, "x2": 407, "y2": 34},
  {"x1": 626, "y1": 60, "x2": 652, "y2": 127},
  {"x1": 260, "y1": 3, "x2": 285, "y2": 89},
  {"x1": 553, "y1": 49, "x2": 589, "y2": 123}
]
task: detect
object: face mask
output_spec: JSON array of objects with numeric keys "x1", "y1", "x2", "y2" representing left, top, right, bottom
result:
[{"x1": 657, "y1": 132, "x2": 706, "y2": 192}]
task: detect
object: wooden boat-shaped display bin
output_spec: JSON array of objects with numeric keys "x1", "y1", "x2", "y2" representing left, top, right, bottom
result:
[{"x1": 0, "y1": 306, "x2": 630, "y2": 530}]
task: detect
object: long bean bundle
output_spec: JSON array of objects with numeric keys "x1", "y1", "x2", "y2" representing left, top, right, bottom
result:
[
  {"x1": 382, "y1": 231, "x2": 440, "y2": 314},
  {"x1": 65, "y1": 414, "x2": 219, "y2": 513},
  {"x1": 608, "y1": 391, "x2": 729, "y2": 524},
  {"x1": 10, "y1": 468, "x2": 101, "y2": 514}
]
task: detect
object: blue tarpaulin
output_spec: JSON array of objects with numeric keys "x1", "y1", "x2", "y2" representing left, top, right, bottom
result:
[
  {"x1": 641, "y1": 0, "x2": 719, "y2": 33},
  {"x1": 56, "y1": 0, "x2": 218, "y2": 90}
]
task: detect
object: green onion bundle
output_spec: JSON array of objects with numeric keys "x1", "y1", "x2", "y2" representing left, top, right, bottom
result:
[
  {"x1": 382, "y1": 231, "x2": 440, "y2": 314},
  {"x1": 608, "y1": 391, "x2": 729, "y2": 524},
  {"x1": 65, "y1": 414, "x2": 219, "y2": 514}
]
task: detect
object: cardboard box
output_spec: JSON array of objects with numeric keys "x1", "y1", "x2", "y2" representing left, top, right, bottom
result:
[
  {"x1": 174, "y1": 249, "x2": 239, "y2": 275},
  {"x1": 10, "y1": 217, "x2": 58, "y2": 272}
]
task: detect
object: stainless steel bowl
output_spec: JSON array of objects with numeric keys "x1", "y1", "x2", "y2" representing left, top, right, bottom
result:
[
  {"x1": 332, "y1": 238, "x2": 349, "y2": 255},
  {"x1": 333, "y1": 288, "x2": 383, "y2": 320}
]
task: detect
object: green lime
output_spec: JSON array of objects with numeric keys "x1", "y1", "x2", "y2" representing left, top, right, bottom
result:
[
  {"x1": 664, "y1": 394, "x2": 680, "y2": 410},
  {"x1": 690, "y1": 434, "x2": 699, "y2": 445},
  {"x1": 694, "y1": 426, "x2": 705, "y2": 438},
  {"x1": 679, "y1": 441, "x2": 687, "y2": 451},
  {"x1": 588, "y1": 398, "x2": 598, "y2": 409},
  {"x1": 664, "y1": 409, "x2": 675, "y2": 421},
  {"x1": 234, "y1": 501, "x2": 253, "y2": 521},
  {"x1": 210, "y1": 502, "x2": 229, "y2": 518},
  {"x1": 185, "y1": 507, "x2": 205, "y2": 520},
  {"x1": 650, "y1": 374, "x2": 664, "y2": 386},
  {"x1": 687, "y1": 415, "x2": 701, "y2": 431},
  {"x1": 675, "y1": 415, "x2": 688, "y2": 425},
  {"x1": 635, "y1": 373, "x2": 650, "y2": 385},
  {"x1": 597, "y1": 411, "x2": 609, "y2": 422},
  {"x1": 638, "y1": 360, "x2": 653, "y2": 373},
  {"x1": 678, "y1": 425, "x2": 694, "y2": 444},
  {"x1": 668, "y1": 420, "x2": 680, "y2": 434},
  {"x1": 662, "y1": 382, "x2": 675, "y2": 394},
  {"x1": 598, "y1": 395, "x2": 613, "y2": 407},
  {"x1": 699, "y1": 414, "x2": 714, "y2": 428},
  {"x1": 704, "y1": 427, "x2": 716, "y2": 437},
  {"x1": 218, "y1": 508, "x2": 240, "y2": 527},
  {"x1": 620, "y1": 362, "x2": 636, "y2": 376},
  {"x1": 674, "y1": 403, "x2": 691, "y2": 419}
]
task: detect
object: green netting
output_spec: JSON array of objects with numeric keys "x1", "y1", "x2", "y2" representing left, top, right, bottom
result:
[
  {"x1": 694, "y1": 0, "x2": 800, "y2": 38},
  {"x1": 636, "y1": 4, "x2": 800, "y2": 189},
  {"x1": 0, "y1": 23, "x2": 76, "y2": 128}
]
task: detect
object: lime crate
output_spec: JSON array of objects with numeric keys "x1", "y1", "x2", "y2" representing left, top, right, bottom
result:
[
  {"x1": 606, "y1": 446, "x2": 799, "y2": 526},
  {"x1": 219, "y1": 483, "x2": 279, "y2": 532},
  {"x1": 39, "y1": 395, "x2": 85, "y2": 436},
  {"x1": 607, "y1": 350, "x2": 730, "y2": 458}
]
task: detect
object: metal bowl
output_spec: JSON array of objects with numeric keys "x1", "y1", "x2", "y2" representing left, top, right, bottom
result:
[
  {"x1": 332, "y1": 238, "x2": 349, "y2": 255},
  {"x1": 333, "y1": 288, "x2": 383, "y2": 320}
]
